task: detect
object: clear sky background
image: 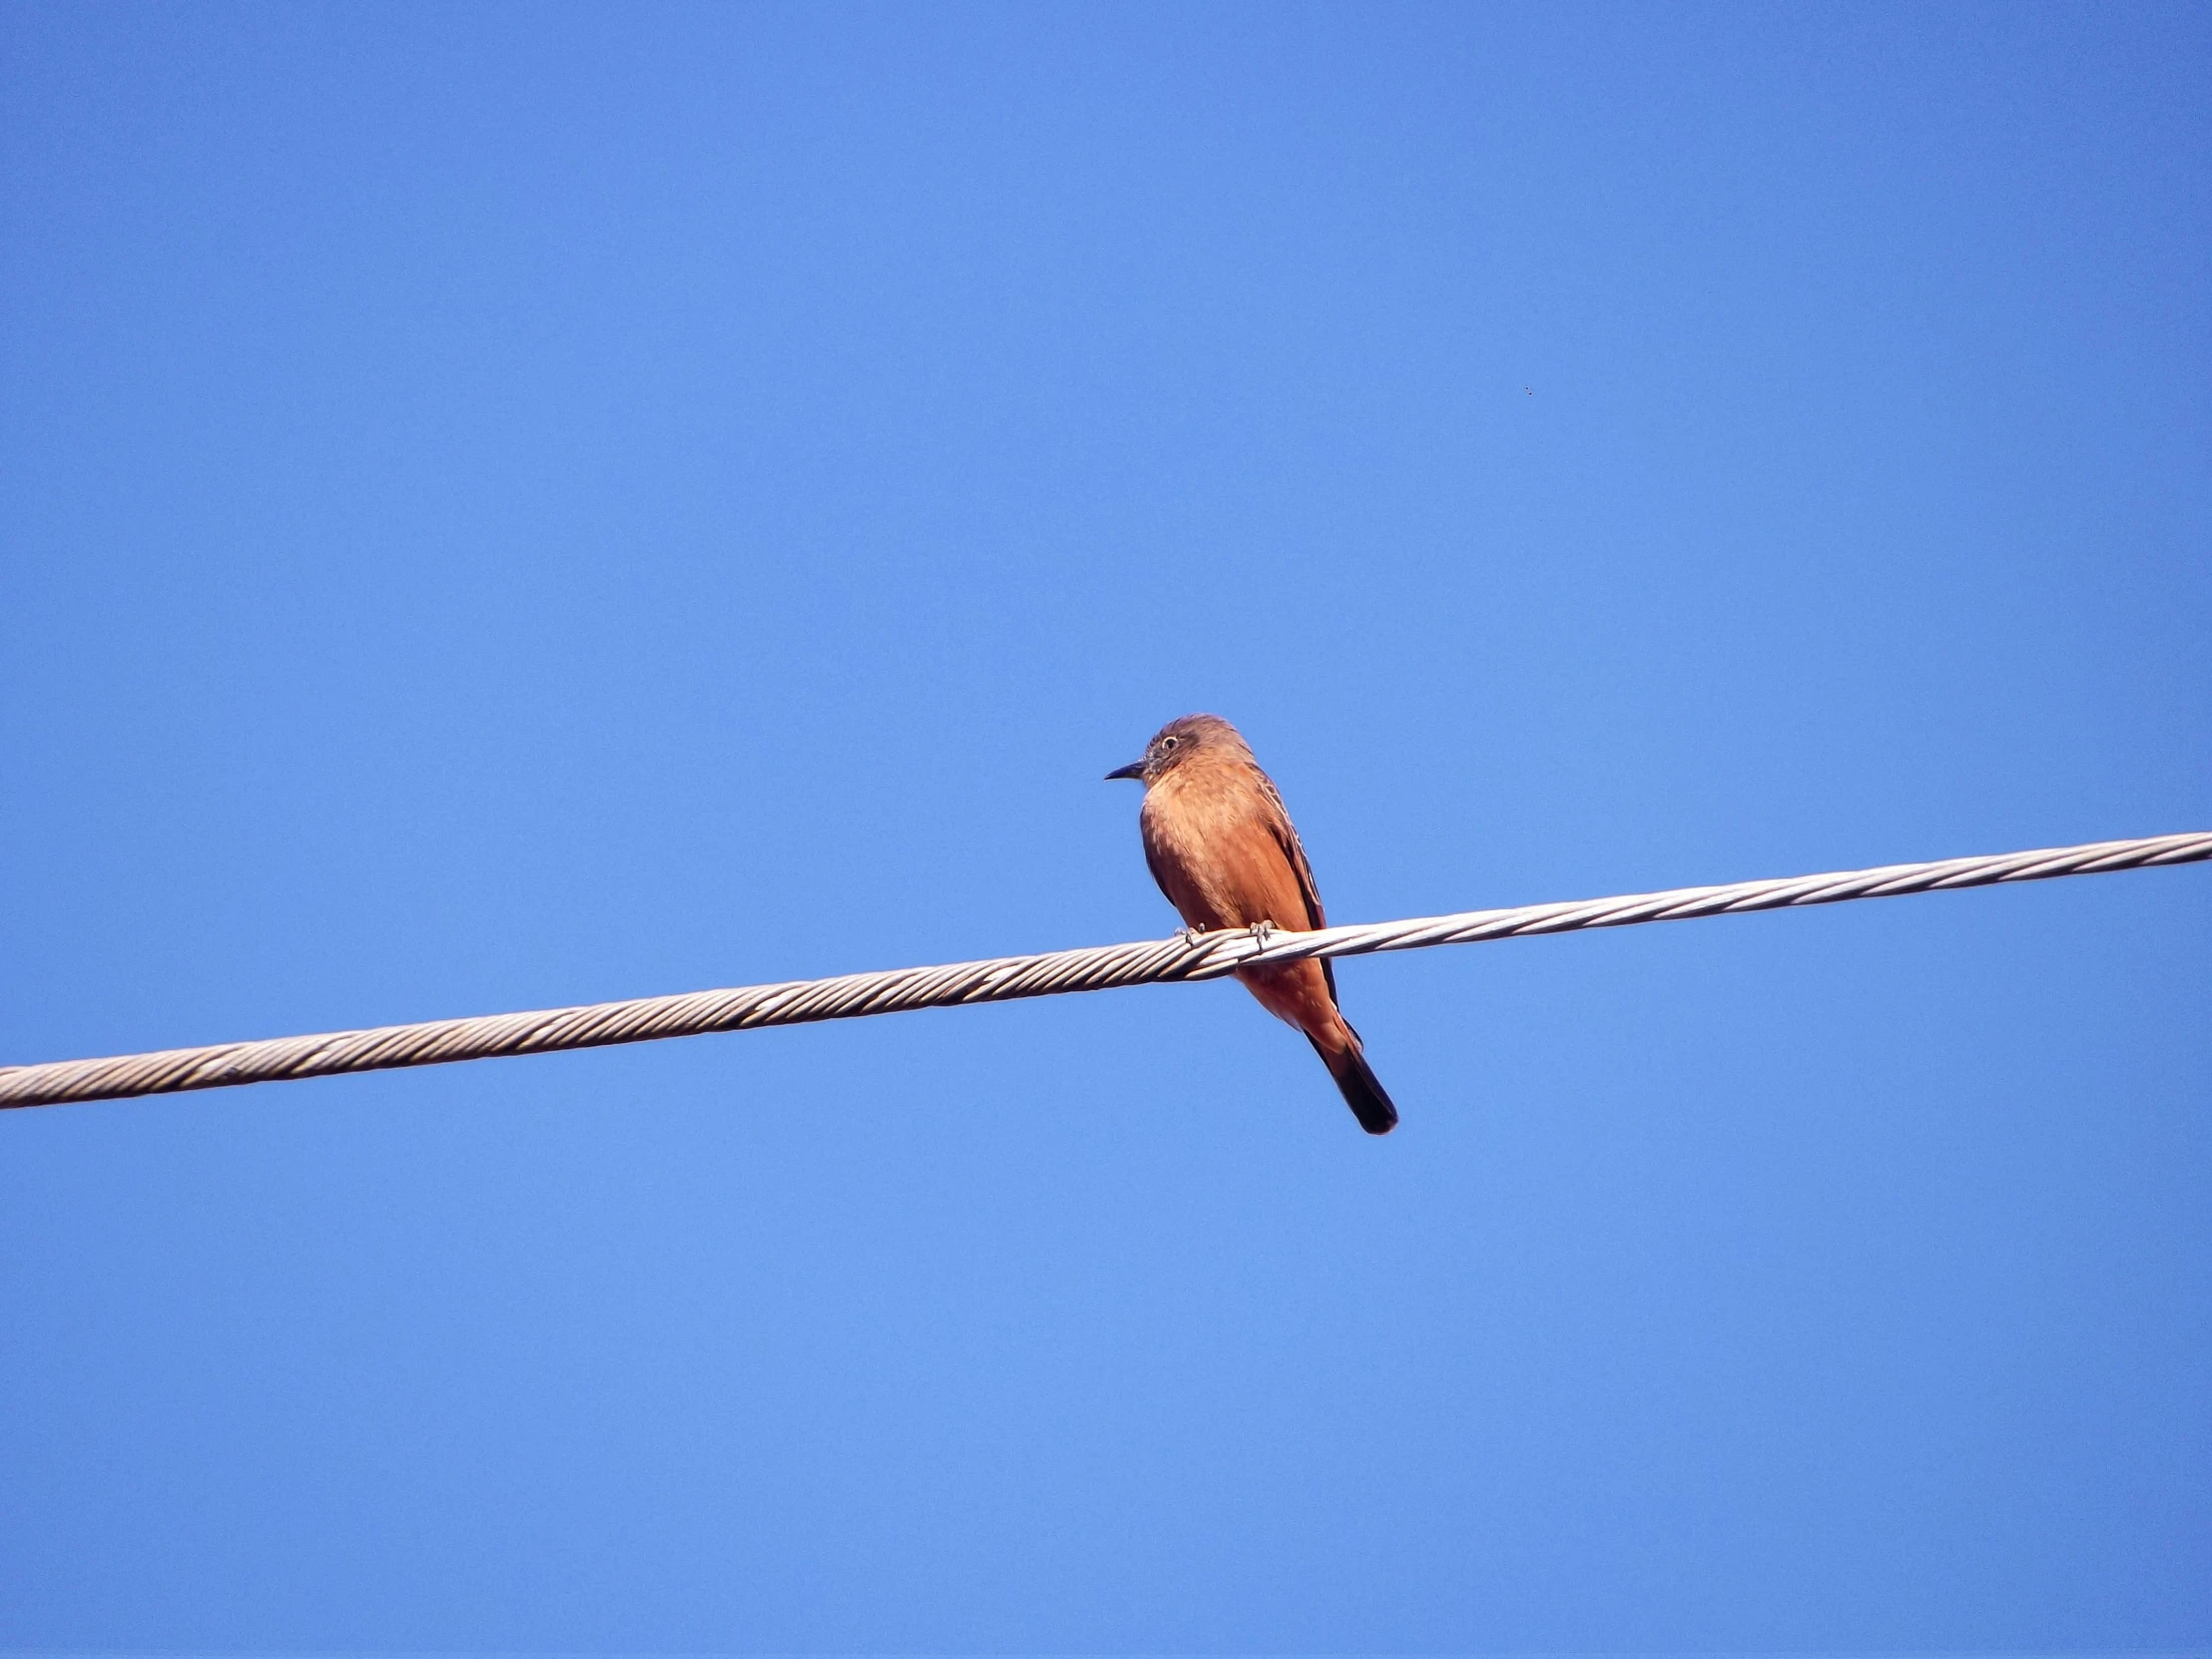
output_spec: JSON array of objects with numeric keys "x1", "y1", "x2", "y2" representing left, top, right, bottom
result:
[{"x1": 3, "y1": 3, "x2": 2208, "y2": 1652}]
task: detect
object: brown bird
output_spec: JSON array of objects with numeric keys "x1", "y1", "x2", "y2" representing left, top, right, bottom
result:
[{"x1": 1107, "y1": 714, "x2": 1398, "y2": 1135}]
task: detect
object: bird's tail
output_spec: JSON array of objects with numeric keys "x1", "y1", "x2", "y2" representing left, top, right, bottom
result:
[{"x1": 1313, "y1": 1033, "x2": 1398, "y2": 1136}]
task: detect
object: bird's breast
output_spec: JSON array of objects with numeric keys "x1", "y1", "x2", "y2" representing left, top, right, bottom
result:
[{"x1": 1139, "y1": 767, "x2": 1306, "y2": 932}]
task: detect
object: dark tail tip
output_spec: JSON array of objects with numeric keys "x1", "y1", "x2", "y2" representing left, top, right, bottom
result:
[{"x1": 1317, "y1": 1039, "x2": 1399, "y2": 1135}]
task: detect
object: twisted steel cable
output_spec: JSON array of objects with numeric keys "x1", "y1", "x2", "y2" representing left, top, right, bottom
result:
[{"x1": 3, "y1": 830, "x2": 2206, "y2": 1112}]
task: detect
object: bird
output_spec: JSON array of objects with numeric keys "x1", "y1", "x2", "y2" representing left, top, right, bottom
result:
[{"x1": 1107, "y1": 714, "x2": 1398, "y2": 1135}]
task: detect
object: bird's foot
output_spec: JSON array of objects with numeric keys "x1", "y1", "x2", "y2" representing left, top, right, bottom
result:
[
  {"x1": 1175, "y1": 925, "x2": 1209, "y2": 949},
  {"x1": 1246, "y1": 920, "x2": 1278, "y2": 951}
]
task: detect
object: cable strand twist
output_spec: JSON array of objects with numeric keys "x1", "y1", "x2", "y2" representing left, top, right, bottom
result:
[{"x1": 3, "y1": 830, "x2": 2205, "y2": 1111}]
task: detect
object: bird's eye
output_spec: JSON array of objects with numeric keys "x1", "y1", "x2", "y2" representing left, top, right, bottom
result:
[{"x1": 1160, "y1": 736, "x2": 1179, "y2": 751}]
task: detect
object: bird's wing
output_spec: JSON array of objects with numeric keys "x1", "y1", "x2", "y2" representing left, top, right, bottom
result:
[{"x1": 1253, "y1": 769, "x2": 1342, "y2": 1009}]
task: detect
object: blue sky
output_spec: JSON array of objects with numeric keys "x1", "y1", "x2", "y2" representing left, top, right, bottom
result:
[{"x1": 2, "y1": 2, "x2": 2208, "y2": 1651}]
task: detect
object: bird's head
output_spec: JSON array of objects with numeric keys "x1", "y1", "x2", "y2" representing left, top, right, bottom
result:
[{"x1": 1105, "y1": 713, "x2": 1246, "y2": 786}]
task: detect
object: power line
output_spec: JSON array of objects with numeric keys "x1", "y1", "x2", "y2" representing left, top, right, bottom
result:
[{"x1": 3, "y1": 830, "x2": 2205, "y2": 1111}]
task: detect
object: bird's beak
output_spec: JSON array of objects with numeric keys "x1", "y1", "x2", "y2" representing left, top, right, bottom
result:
[{"x1": 1104, "y1": 759, "x2": 1147, "y2": 783}]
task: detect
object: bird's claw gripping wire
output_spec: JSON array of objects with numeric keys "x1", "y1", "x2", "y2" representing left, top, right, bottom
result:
[{"x1": 1171, "y1": 921, "x2": 1276, "y2": 956}]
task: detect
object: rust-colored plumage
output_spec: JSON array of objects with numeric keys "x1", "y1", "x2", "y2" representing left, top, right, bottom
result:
[{"x1": 1107, "y1": 714, "x2": 1398, "y2": 1135}]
